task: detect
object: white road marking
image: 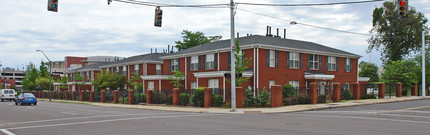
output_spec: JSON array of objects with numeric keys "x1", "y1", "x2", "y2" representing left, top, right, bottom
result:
[
  {"x1": 26, "y1": 107, "x2": 35, "y2": 109},
  {"x1": 282, "y1": 114, "x2": 430, "y2": 124},
  {"x1": 0, "y1": 129, "x2": 16, "y2": 135},
  {"x1": 61, "y1": 112, "x2": 79, "y2": 115},
  {"x1": 6, "y1": 114, "x2": 224, "y2": 130},
  {"x1": 1, "y1": 112, "x2": 189, "y2": 126},
  {"x1": 378, "y1": 113, "x2": 430, "y2": 119}
]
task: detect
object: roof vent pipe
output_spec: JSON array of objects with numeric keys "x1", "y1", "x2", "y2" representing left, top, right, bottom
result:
[
  {"x1": 155, "y1": 48, "x2": 157, "y2": 53},
  {"x1": 276, "y1": 28, "x2": 279, "y2": 38},
  {"x1": 266, "y1": 26, "x2": 269, "y2": 36},
  {"x1": 151, "y1": 48, "x2": 153, "y2": 54},
  {"x1": 171, "y1": 46, "x2": 174, "y2": 53},
  {"x1": 168, "y1": 45, "x2": 170, "y2": 53},
  {"x1": 269, "y1": 26, "x2": 272, "y2": 37},
  {"x1": 237, "y1": 32, "x2": 239, "y2": 38}
]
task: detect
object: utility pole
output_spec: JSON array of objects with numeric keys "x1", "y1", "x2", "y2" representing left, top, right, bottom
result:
[
  {"x1": 422, "y1": 29, "x2": 428, "y2": 97},
  {"x1": 230, "y1": 0, "x2": 236, "y2": 112}
]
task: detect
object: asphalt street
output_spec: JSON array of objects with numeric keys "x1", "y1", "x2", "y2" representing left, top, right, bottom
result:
[{"x1": 0, "y1": 99, "x2": 429, "y2": 135}]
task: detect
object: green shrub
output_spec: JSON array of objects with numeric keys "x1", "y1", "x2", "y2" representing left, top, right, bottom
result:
[
  {"x1": 166, "y1": 94, "x2": 173, "y2": 105},
  {"x1": 119, "y1": 97, "x2": 129, "y2": 104},
  {"x1": 297, "y1": 94, "x2": 310, "y2": 104},
  {"x1": 134, "y1": 93, "x2": 146, "y2": 103},
  {"x1": 258, "y1": 88, "x2": 270, "y2": 106},
  {"x1": 283, "y1": 97, "x2": 297, "y2": 106},
  {"x1": 283, "y1": 84, "x2": 296, "y2": 98},
  {"x1": 152, "y1": 91, "x2": 166, "y2": 104},
  {"x1": 244, "y1": 88, "x2": 257, "y2": 106},
  {"x1": 360, "y1": 94, "x2": 376, "y2": 99},
  {"x1": 317, "y1": 95, "x2": 326, "y2": 103},
  {"x1": 222, "y1": 102, "x2": 231, "y2": 108},
  {"x1": 341, "y1": 89, "x2": 353, "y2": 100},
  {"x1": 180, "y1": 93, "x2": 190, "y2": 106},
  {"x1": 191, "y1": 87, "x2": 205, "y2": 107},
  {"x1": 212, "y1": 95, "x2": 223, "y2": 107}
]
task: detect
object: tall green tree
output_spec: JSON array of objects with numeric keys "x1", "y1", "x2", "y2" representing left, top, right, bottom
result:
[
  {"x1": 413, "y1": 48, "x2": 430, "y2": 85},
  {"x1": 59, "y1": 76, "x2": 68, "y2": 90},
  {"x1": 226, "y1": 40, "x2": 252, "y2": 87},
  {"x1": 35, "y1": 77, "x2": 51, "y2": 90},
  {"x1": 367, "y1": 1, "x2": 429, "y2": 62},
  {"x1": 174, "y1": 30, "x2": 222, "y2": 51},
  {"x1": 381, "y1": 60, "x2": 419, "y2": 88},
  {"x1": 92, "y1": 70, "x2": 127, "y2": 91},
  {"x1": 22, "y1": 62, "x2": 40, "y2": 90},
  {"x1": 39, "y1": 61, "x2": 49, "y2": 78},
  {"x1": 359, "y1": 61, "x2": 379, "y2": 82}
]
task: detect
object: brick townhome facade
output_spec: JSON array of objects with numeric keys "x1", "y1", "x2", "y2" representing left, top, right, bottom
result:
[{"x1": 55, "y1": 35, "x2": 360, "y2": 98}]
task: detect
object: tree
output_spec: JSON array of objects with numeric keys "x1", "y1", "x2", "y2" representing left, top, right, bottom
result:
[
  {"x1": 59, "y1": 76, "x2": 68, "y2": 90},
  {"x1": 226, "y1": 40, "x2": 252, "y2": 87},
  {"x1": 174, "y1": 30, "x2": 222, "y2": 51},
  {"x1": 72, "y1": 71, "x2": 86, "y2": 92},
  {"x1": 168, "y1": 70, "x2": 185, "y2": 88},
  {"x1": 92, "y1": 71, "x2": 127, "y2": 91},
  {"x1": 380, "y1": 60, "x2": 419, "y2": 88},
  {"x1": 128, "y1": 73, "x2": 143, "y2": 91},
  {"x1": 22, "y1": 62, "x2": 40, "y2": 90},
  {"x1": 413, "y1": 48, "x2": 430, "y2": 85},
  {"x1": 36, "y1": 77, "x2": 51, "y2": 90},
  {"x1": 39, "y1": 61, "x2": 49, "y2": 78},
  {"x1": 367, "y1": 1, "x2": 429, "y2": 62},
  {"x1": 359, "y1": 61, "x2": 380, "y2": 82}
]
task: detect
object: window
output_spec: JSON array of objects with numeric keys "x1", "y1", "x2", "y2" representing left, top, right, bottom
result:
[
  {"x1": 289, "y1": 81, "x2": 299, "y2": 88},
  {"x1": 171, "y1": 59, "x2": 179, "y2": 71},
  {"x1": 191, "y1": 56, "x2": 199, "y2": 70},
  {"x1": 289, "y1": 52, "x2": 300, "y2": 68},
  {"x1": 106, "y1": 68, "x2": 110, "y2": 72},
  {"x1": 86, "y1": 71, "x2": 90, "y2": 80},
  {"x1": 327, "y1": 56, "x2": 336, "y2": 71},
  {"x1": 134, "y1": 64, "x2": 140, "y2": 75},
  {"x1": 148, "y1": 81, "x2": 154, "y2": 90},
  {"x1": 345, "y1": 58, "x2": 351, "y2": 72},
  {"x1": 309, "y1": 54, "x2": 319, "y2": 70},
  {"x1": 116, "y1": 67, "x2": 120, "y2": 75},
  {"x1": 208, "y1": 79, "x2": 219, "y2": 89},
  {"x1": 191, "y1": 82, "x2": 197, "y2": 90},
  {"x1": 269, "y1": 80, "x2": 275, "y2": 88},
  {"x1": 269, "y1": 50, "x2": 275, "y2": 67},
  {"x1": 206, "y1": 54, "x2": 215, "y2": 69},
  {"x1": 156, "y1": 64, "x2": 161, "y2": 75},
  {"x1": 345, "y1": 83, "x2": 350, "y2": 90},
  {"x1": 123, "y1": 66, "x2": 127, "y2": 76}
]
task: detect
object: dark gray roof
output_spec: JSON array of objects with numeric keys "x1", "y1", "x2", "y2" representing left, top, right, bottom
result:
[
  {"x1": 165, "y1": 35, "x2": 360, "y2": 57},
  {"x1": 68, "y1": 62, "x2": 111, "y2": 72},
  {"x1": 103, "y1": 53, "x2": 170, "y2": 66}
]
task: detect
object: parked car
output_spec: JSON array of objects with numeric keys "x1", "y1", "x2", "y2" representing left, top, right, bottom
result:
[
  {"x1": 0, "y1": 89, "x2": 16, "y2": 102},
  {"x1": 15, "y1": 93, "x2": 37, "y2": 106}
]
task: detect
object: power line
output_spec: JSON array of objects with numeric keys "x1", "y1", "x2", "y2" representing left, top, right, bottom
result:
[
  {"x1": 236, "y1": 0, "x2": 385, "y2": 7},
  {"x1": 237, "y1": 8, "x2": 372, "y2": 36},
  {"x1": 112, "y1": 0, "x2": 229, "y2": 8}
]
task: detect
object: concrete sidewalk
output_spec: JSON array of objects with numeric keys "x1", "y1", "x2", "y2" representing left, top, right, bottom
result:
[{"x1": 44, "y1": 96, "x2": 430, "y2": 114}]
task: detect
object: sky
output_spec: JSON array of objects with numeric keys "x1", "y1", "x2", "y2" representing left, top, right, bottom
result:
[{"x1": 0, "y1": 0, "x2": 429, "y2": 70}]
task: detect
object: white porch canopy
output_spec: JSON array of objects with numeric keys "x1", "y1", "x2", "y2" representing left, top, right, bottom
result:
[
  {"x1": 193, "y1": 71, "x2": 253, "y2": 78},
  {"x1": 304, "y1": 74, "x2": 334, "y2": 80}
]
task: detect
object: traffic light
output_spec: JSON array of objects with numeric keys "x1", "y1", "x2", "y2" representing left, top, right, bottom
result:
[
  {"x1": 398, "y1": 0, "x2": 408, "y2": 19},
  {"x1": 154, "y1": 7, "x2": 162, "y2": 27},
  {"x1": 47, "y1": 0, "x2": 58, "y2": 12}
]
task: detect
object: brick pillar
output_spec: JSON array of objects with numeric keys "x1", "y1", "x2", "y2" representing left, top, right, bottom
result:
[
  {"x1": 172, "y1": 88, "x2": 180, "y2": 106},
  {"x1": 53, "y1": 91, "x2": 57, "y2": 99},
  {"x1": 101, "y1": 90, "x2": 106, "y2": 103},
  {"x1": 236, "y1": 87, "x2": 244, "y2": 108},
  {"x1": 146, "y1": 90, "x2": 152, "y2": 104},
  {"x1": 353, "y1": 82, "x2": 360, "y2": 100},
  {"x1": 65, "y1": 91, "x2": 69, "y2": 100},
  {"x1": 45, "y1": 92, "x2": 48, "y2": 98},
  {"x1": 310, "y1": 82, "x2": 317, "y2": 104},
  {"x1": 333, "y1": 83, "x2": 341, "y2": 102},
  {"x1": 90, "y1": 91, "x2": 94, "y2": 102},
  {"x1": 378, "y1": 83, "x2": 385, "y2": 99},
  {"x1": 113, "y1": 90, "x2": 119, "y2": 103},
  {"x1": 412, "y1": 83, "x2": 418, "y2": 96},
  {"x1": 80, "y1": 90, "x2": 85, "y2": 101},
  {"x1": 58, "y1": 91, "x2": 62, "y2": 99},
  {"x1": 204, "y1": 88, "x2": 212, "y2": 108},
  {"x1": 396, "y1": 82, "x2": 402, "y2": 97},
  {"x1": 38, "y1": 91, "x2": 41, "y2": 98},
  {"x1": 271, "y1": 85, "x2": 282, "y2": 108},
  {"x1": 128, "y1": 90, "x2": 134, "y2": 105},
  {"x1": 72, "y1": 91, "x2": 76, "y2": 100}
]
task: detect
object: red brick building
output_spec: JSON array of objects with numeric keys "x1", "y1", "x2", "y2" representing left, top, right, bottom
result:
[{"x1": 155, "y1": 35, "x2": 360, "y2": 96}]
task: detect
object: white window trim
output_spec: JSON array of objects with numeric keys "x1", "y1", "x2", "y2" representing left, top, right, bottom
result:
[
  {"x1": 191, "y1": 56, "x2": 199, "y2": 71},
  {"x1": 208, "y1": 79, "x2": 219, "y2": 89},
  {"x1": 148, "y1": 81, "x2": 154, "y2": 90},
  {"x1": 289, "y1": 81, "x2": 299, "y2": 88},
  {"x1": 269, "y1": 50, "x2": 275, "y2": 67},
  {"x1": 328, "y1": 56, "x2": 336, "y2": 71},
  {"x1": 156, "y1": 64, "x2": 161, "y2": 75},
  {"x1": 346, "y1": 58, "x2": 351, "y2": 72},
  {"x1": 171, "y1": 59, "x2": 179, "y2": 71},
  {"x1": 206, "y1": 54, "x2": 215, "y2": 70},
  {"x1": 309, "y1": 54, "x2": 319, "y2": 70},
  {"x1": 290, "y1": 52, "x2": 300, "y2": 68},
  {"x1": 191, "y1": 82, "x2": 197, "y2": 89},
  {"x1": 269, "y1": 80, "x2": 276, "y2": 88}
]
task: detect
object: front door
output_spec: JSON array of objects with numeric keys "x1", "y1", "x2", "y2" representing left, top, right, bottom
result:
[{"x1": 319, "y1": 81, "x2": 326, "y2": 95}]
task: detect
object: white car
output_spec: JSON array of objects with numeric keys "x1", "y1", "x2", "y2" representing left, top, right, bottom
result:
[{"x1": 0, "y1": 89, "x2": 16, "y2": 102}]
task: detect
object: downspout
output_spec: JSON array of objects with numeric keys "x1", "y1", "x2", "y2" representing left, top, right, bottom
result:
[
  {"x1": 184, "y1": 55, "x2": 187, "y2": 89},
  {"x1": 257, "y1": 45, "x2": 260, "y2": 89},
  {"x1": 217, "y1": 50, "x2": 220, "y2": 71},
  {"x1": 253, "y1": 46, "x2": 256, "y2": 97}
]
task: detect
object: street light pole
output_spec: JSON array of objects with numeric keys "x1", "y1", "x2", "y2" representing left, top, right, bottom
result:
[
  {"x1": 229, "y1": 0, "x2": 236, "y2": 112},
  {"x1": 422, "y1": 29, "x2": 428, "y2": 97},
  {"x1": 36, "y1": 50, "x2": 52, "y2": 102}
]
